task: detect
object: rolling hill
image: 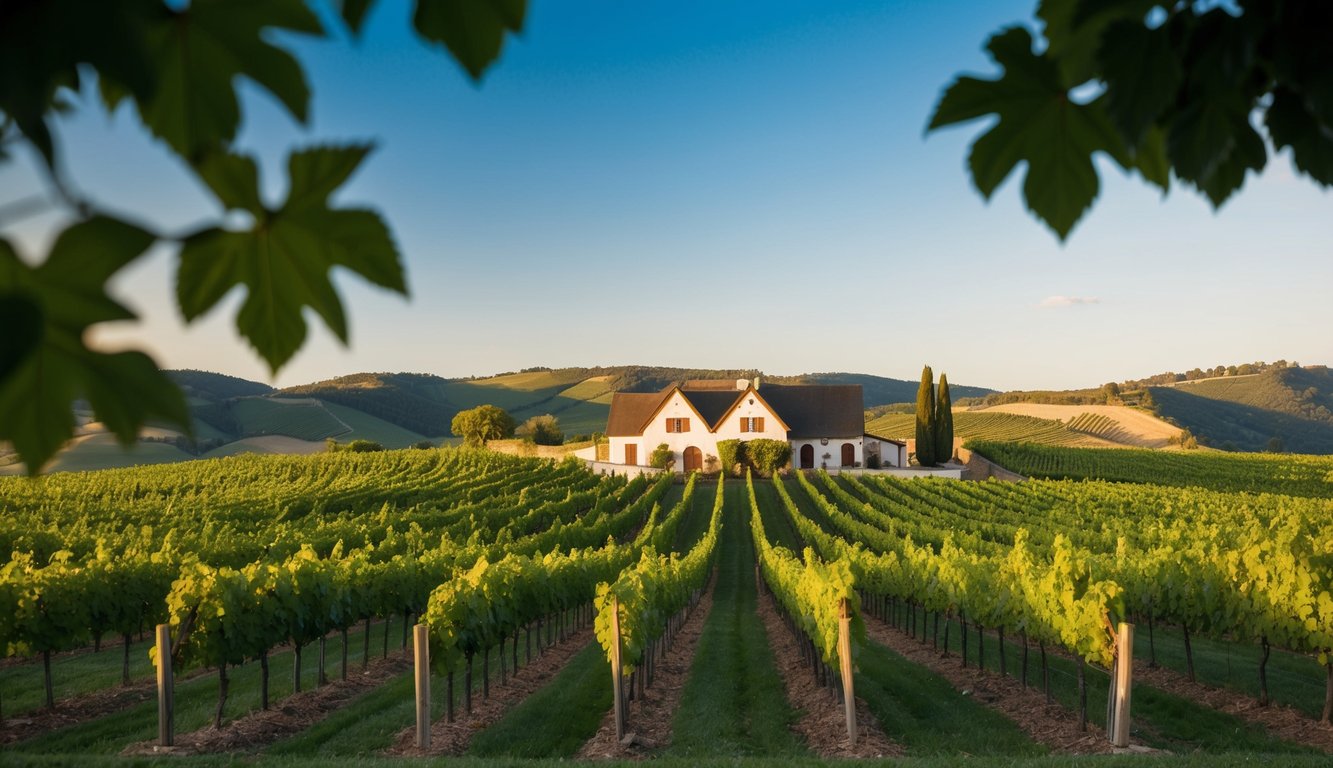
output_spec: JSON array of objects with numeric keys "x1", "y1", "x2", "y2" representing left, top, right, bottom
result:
[{"x1": 1149, "y1": 366, "x2": 1333, "y2": 453}]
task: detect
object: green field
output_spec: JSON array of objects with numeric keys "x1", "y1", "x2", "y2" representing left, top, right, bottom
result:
[{"x1": 231, "y1": 398, "x2": 350, "y2": 441}]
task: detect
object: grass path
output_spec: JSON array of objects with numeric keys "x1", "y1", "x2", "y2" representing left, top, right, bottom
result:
[
  {"x1": 1135, "y1": 620, "x2": 1327, "y2": 719},
  {"x1": 664, "y1": 483, "x2": 806, "y2": 758},
  {"x1": 919, "y1": 615, "x2": 1315, "y2": 755},
  {"x1": 0, "y1": 637, "x2": 157, "y2": 717},
  {"x1": 267, "y1": 611, "x2": 586, "y2": 757},
  {"x1": 466, "y1": 641, "x2": 610, "y2": 758},
  {"x1": 14, "y1": 617, "x2": 410, "y2": 755}
]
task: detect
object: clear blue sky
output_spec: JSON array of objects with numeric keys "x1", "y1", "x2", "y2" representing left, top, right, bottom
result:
[{"x1": 4, "y1": 0, "x2": 1330, "y2": 392}]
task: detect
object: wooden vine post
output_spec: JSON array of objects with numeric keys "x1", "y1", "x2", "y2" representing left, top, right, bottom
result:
[
  {"x1": 611, "y1": 594, "x2": 626, "y2": 742},
  {"x1": 155, "y1": 623, "x2": 173, "y2": 747},
  {"x1": 838, "y1": 598, "x2": 857, "y2": 743},
  {"x1": 1107, "y1": 622, "x2": 1134, "y2": 748},
  {"x1": 414, "y1": 623, "x2": 431, "y2": 749}
]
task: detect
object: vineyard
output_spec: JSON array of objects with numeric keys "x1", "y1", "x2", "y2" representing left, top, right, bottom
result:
[
  {"x1": 865, "y1": 412, "x2": 1115, "y2": 448},
  {"x1": 2, "y1": 447, "x2": 1333, "y2": 766},
  {"x1": 967, "y1": 440, "x2": 1333, "y2": 498}
]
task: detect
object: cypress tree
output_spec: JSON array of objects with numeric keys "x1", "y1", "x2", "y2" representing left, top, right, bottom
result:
[
  {"x1": 935, "y1": 373, "x2": 954, "y2": 462},
  {"x1": 915, "y1": 365, "x2": 936, "y2": 467}
]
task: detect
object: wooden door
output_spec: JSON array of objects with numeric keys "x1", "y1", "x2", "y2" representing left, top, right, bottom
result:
[
  {"x1": 625, "y1": 444, "x2": 637, "y2": 466},
  {"x1": 683, "y1": 446, "x2": 702, "y2": 472},
  {"x1": 800, "y1": 444, "x2": 814, "y2": 469},
  {"x1": 841, "y1": 443, "x2": 855, "y2": 467}
]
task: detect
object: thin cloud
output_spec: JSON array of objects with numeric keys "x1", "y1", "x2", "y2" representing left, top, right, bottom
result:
[{"x1": 1039, "y1": 295, "x2": 1101, "y2": 308}]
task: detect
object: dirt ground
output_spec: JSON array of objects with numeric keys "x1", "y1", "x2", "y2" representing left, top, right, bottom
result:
[
  {"x1": 757, "y1": 585, "x2": 901, "y2": 758},
  {"x1": 863, "y1": 615, "x2": 1115, "y2": 755},
  {"x1": 121, "y1": 655, "x2": 412, "y2": 755},
  {"x1": 577, "y1": 580, "x2": 716, "y2": 759},
  {"x1": 390, "y1": 625, "x2": 595, "y2": 756}
]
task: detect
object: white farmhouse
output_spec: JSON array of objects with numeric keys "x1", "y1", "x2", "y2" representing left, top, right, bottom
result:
[{"x1": 604, "y1": 378, "x2": 906, "y2": 472}]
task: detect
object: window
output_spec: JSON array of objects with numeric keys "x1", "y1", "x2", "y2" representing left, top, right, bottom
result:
[
  {"x1": 665, "y1": 417, "x2": 690, "y2": 433},
  {"x1": 740, "y1": 416, "x2": 765, "y2": 433}
]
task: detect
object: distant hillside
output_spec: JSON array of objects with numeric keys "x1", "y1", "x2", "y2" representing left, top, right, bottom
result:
[
  {"x1": 278, "y1": 372, "x2": 460, "y2": 436},
  {"x1": 276, "y1": 366, "x2": 998, "y2": 439},
  {"x1": 5, "y1": 364, "x2": 995, "y2": 474},
  {"x1": 169, "y1": 369, "x2": 275, "y2": 401},
  {"x1": 1149, "y1": 366, "x2": 1333, "y2": 453}
]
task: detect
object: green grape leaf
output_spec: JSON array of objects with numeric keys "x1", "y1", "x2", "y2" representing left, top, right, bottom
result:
[
  {"x1": 1167, "y1": 94, "x2": 1265, "y2": 205},
  {"x1": 1038, "y1": 0, "x2": 1155, "y2": 88},
  {"x1": 341, "y1": 0, "x2": 378, "y2": 34},
  {"x1": 0, "y1": 0, "x2": 158, "y2": 169},
  {"x1": 1098, "y1": 20, "x2": 1182, "y2": 149},
  {"x1": 138, "y1": 0, "x2": 322, "y2": 158},
  {"x1": 0, "y1": 288, "x2": 43, "y2": 381},
  {"x1": 78, "y1": 350, "x2": 192, "y2": 446},
  {"x1": 413, "y1": 0, "x2": 527, "y2": 81},
  {"x1": 177, "y1": 145, "x2": 405, "y2": 373},
  {"x1": 0, "y1": 217, "x2": 188, "y2": 474},
  {"x1": 1266, "y1": 87, "x2": 1333, "y2": 186},
  {"x1": 930, "y1": 27, "x2": 1124, "y2": 240},
  {"x1": 194, "y1": 151, "x2": 265, "y2": 215}
]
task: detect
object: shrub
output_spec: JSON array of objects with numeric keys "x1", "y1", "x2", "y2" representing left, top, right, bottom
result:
[
  {"x1": 411, "y1": 440, "x2": 435, "y2": 449},
  {"x1": 517, "y1": 414, "x2": 563, "y2": 446},
  {"x1": 866, "y1": 453, "x2": 881, "y2": 469},
  {"x1": 648, "y1": 443, "x2": 674, "y2": 470},
  {"x1": 716, "y1": 439, "x2": 742, "y2": 477},
  {"x1": 326, "y1": 438, "x2": 385, "y2": 453},
  {"x1": 746, "y1": 438, "x2": 791, "y2": 476}
]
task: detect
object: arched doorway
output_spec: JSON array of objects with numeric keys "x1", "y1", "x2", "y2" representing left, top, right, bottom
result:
[
  {"x1": 841, "y1": 443, "x2": 855, "y2": 467},
  {"x1": 683, "y1": 446, "x2": 703, "y2": 472},
  {"x1": 800, "y1": 444, "x2": 814, "y2": 469}
]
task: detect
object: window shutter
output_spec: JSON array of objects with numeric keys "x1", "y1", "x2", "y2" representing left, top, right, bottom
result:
[
  {"x1": 756, "y1": 417, "x2": 764, "y2": 432},
  {"x1": 681, "y1": 418, "x2": 690, "y2": 432},
  {"x1": 740, "y1": 418, "x2": 748, "y2": 433}
]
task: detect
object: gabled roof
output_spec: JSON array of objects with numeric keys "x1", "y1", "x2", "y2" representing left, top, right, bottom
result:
[
  {"x1": 757, "y1": 384, "x2": 864, "y2": 438},
  {"x1": 679, "y1": 389, "x2": 745, "y2": 427},
  {"x1": 605, "y1": 390, "x2": 671, "y2": 436},
  {"x1": 711, "y1": 385, "x2": 791, "y2": 433},
  {"x1": 604, "y1": 382, "x2": 866, "y2": 439}
]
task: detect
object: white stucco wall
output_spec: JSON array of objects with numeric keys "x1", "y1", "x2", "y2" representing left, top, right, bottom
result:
[
  {"x1": 712, "y1": 391, "x2": 787, "y2": 442},
  {"x1": 791, "y1": 436, "x2": 863, "y2": 469},
  {"x1": 863, "y1": 437, "x2": 907, "y2": 468},
  {"x1": 608, "y1": 387, "x2": 791, "y2": 472}
]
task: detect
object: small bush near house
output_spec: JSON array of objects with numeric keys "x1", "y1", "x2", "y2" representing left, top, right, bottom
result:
[
  {"x1": 649, "y1": 443, "x2": 674, "y2": 469},
  {"x1": 717, "y1": 439, "x2": 742, "y2": 476},
  {"x1": 747, "y1": 439, "x2": 791, "y2": 476}
]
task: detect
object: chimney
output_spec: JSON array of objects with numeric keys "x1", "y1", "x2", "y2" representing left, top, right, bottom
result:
[
  {"x1": 735, "y1": 378, "x2": 749, "y2": 390},
  {"x1": 753, "y1": 375, "x2": 761, "y2": 391}
]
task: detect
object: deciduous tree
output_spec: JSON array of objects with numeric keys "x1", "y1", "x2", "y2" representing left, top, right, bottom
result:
[{"x1": 451, "y1": 405, "x2": 515, "y2": 448}]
